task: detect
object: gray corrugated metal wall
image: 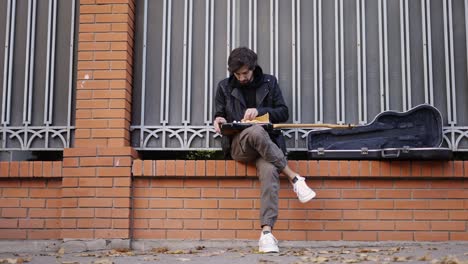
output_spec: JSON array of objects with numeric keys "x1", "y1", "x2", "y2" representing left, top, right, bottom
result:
[{"x1": 131, "y1": 0, "x2": 468, "y2": 152}]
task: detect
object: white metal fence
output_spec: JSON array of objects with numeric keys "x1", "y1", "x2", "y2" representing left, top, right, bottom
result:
[
  {"x1": 132, "y1": 0, "x2": 466, "y2": 152},
  {"x1": 0, "y1": 0, "x2": 76, "y2": 151}
]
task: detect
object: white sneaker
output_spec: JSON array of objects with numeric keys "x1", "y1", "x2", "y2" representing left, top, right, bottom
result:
[
  {"x1": 293, "y1": 175, "x2": 316, "y2": 203},
  {"x1": 258, "y1": 232, "x2": 279, "y2": 253}
]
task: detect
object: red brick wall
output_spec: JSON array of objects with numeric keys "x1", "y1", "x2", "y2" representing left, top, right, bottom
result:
[
  {"x1": 0, "y1": 161, "x2": 62, "y2": 239},
  {"x1": 131, "y1": 160, "x2": 468, "y2": 241},
  {"x1": 1, "y1": 160, "x2": 467, "y2": 241}
]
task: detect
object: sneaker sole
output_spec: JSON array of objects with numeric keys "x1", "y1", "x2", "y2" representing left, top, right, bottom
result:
[
  {"x1": 299, "y1": 191, "x2": 316, "y2": 203},
  {"x1": 259, "y1": 246, "x2": 279, "y2": 253}
]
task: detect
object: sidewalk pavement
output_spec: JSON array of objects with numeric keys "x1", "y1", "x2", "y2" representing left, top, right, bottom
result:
[{"x1": 0, "y1": 240, "x2": 467, "y2": 264}]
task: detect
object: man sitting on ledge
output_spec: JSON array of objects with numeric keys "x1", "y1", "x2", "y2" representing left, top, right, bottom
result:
[{"x1": 213, "y1": 47, "x2": 316, "y2": 253}]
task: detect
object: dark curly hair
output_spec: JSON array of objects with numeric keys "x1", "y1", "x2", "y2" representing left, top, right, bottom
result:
[{"x1": 227, "y1": 47, "x2": 258, "y2": 74}]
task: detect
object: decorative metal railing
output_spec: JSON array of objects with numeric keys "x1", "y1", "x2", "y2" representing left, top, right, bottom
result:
[
  {"x1": 131, "y1": 0, "x2": 468, "y2": 152},
  {"x1": 0, "y1": 0, "x2": 76, "y2": 151}
]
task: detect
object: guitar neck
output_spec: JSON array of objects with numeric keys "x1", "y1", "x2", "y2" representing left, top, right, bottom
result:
[{"x1": 272, "y1": 123, "x2": 355, "y2": 129}]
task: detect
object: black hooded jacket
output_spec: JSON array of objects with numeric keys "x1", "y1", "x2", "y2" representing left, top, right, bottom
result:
[{"x1": 214, "y1": 66, "x2": 289, "y2": 158}]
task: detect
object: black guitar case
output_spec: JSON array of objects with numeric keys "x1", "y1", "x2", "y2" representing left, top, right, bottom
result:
[{"x1": 307, "y1": 104, "x2": 452, "y2": 160}]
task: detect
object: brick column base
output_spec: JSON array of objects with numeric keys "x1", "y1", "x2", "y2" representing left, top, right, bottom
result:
[{"x1": 61, "y1": 147, "x2": 137, "y2": 239}]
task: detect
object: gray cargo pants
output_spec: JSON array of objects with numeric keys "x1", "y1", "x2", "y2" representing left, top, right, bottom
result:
[{"x1": 230, "y1": 125, "x2": 288, "y2": 228}]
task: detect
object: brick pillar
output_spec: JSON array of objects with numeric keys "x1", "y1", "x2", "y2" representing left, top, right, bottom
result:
[{"x1": 61, "y1": 0, "x2": 136, "y2": 240}]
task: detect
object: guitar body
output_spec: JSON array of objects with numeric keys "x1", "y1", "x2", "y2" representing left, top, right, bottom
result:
[{"x1": 307, "y1": 104, "x2": 452, "y2": 160}]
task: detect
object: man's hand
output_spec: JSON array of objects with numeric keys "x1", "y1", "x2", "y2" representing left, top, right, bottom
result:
[
  {"x1": 214, "y1": 116, "x2": 227, "y2": 134},
  {"x1": 243, "y1": 108, "x2": 258, "y2": 121}
]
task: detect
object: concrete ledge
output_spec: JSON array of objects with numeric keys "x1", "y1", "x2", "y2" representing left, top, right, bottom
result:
[
  {"x1": 0, "y1": 239, "x2": 131, "y2": 253},
  {"x1": 0, "y1": 240, "x2": 62, "y2": 253},
  {"x1": 0, "y1": 161, "x2": 63, "y2": 178},
  {"x1": 2, "y1": 239, "x2": 467, "y2": 253},
  {"x1": 132, "y1": 159, "x2": 467, "y2": 178},
  {"x1": 131, "y1": 239, "x2": 468, "y2": 251}
]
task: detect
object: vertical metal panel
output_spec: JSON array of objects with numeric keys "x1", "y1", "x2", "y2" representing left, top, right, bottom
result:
[
  {"x1": 339, "y1": 0, "x2": 345, "y2": 124},
  {"x1": 361, "y1": 0, "x2": 367, "y2": 123},
  {"x1": 422, "y1": 0, "x2": 434, "y2": 105},
  {"x1": 23, "y1": 0, "x2": 36, "y2": 125},
  {"x1": 400, "y1": 0, "x2": 408, "y2": 111},
  {"x1": 182, "y1": 0, "x2": 193, "y2": 124},
  {"x1": 443, "y1": 0, "x2": 457, "y2": 125},
  {"x1": 357, "y1": 0, "x2": 362, "y2": 123},
  {"x1": 357, "y1": 0, "x2": 368, "y2": 124},
  {"x1": 292, "y1": 0, "x2": 301, "y2": 124},
  {"x1": 204, "y1": 0, "x2": 214, "y2": 124},
  {"x1": 2, "y1": 0, "x2": 15, "y2": 126},
  {"x1": 44, "y1": 0, "x2": 57, "y2": 126},
  {"x1": 132, "y1": 0, "x2": 468, "y2": 151},
  {"x1": 253, "y1": 0, "x2": 257, "y2": 52},
  {"x1": 314, "y1": 0, "x2": 319, "y2": 123},
  {"x1": 66, "y1": 0, "x2": 76, "y2": 147},
  {"x1": 466, "y1": 0, "x2": 468, "y2": 87},
  {"x1": 382, "y1": 0, "x2": 391, "y2": 111},
  {"x1": 139, "y1": 0, "x2": 148, "y2": 147},
  {"x1": 226, "y1": 0, "x2": 232, "y2": 76},
  {"x1": 404, "y1": 0, "x2": 411, "y2": 110},
  {"x1": 203, "y1": 0, "x2": 215, "y2": 147},
  {"x1": 335, "y1": 0, "x2": 341, "y2": 124},
  {"x1": 160, "y1": 0, "x2": 171, "y2": 129}
]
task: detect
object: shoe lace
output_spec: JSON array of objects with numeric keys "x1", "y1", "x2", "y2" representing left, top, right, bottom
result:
[{"x1": 261, "y1": 234, "x2": 277, "y2": 245}]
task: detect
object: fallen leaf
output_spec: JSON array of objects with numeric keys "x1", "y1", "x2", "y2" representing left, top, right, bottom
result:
[
  {"x1": 195, "y1": 246, "x2": 205, "y2": 250},
  {"x1": 389, "y1": 247, "x2": 403, "y2": 253},
  {"x1": 76, "y1": 253, "x2": 98, "y2": 257},
  {"x1": 343, "y1": 259, "x2": 361, "y2": 263},
  {"x1": 0, "y1": 259, "x2": 17, "y2": 264},
  {"x1": 258, "y1": 259, "x2": 277, "y2": 263},
  {"x1": 167, "y1": 250, "x2": 185, "y2": 254},
  {"x1": 418, "y1": 254, "x2": 432, "y2": 261},
  {"x1": 142, "y1": 257, "x2": 159, "y2": 261},
  {"x1": 367, "y1": 256, "x2": 380, "y2": 262},
  {"x1": 114, "y1": 248, "x2": 131, "y2": 253},
  {"x1": 358, "y1": 248, "x2": 380, "y2": 253},
  {"x1": 106, "y1": 249, "x2": 135, "y2": 257},
  {"x1": 432, "y1": 256, "x2": 468, "y2": 264},
  {"x1": 393, "y1": 256, "x2": 411, "y2": 262},
  {"x1": 151, "y1": 247, "x2": 169, "y2": 253},
  {"x1": 198, "y1": 250, "x2": 226, "y2": 257},
  {"x1": 57, "y1": 248, "x2": 65, "y2": 256},
  {"x1": 310, "y1": 256, "x2": 329, "y2": 263}
]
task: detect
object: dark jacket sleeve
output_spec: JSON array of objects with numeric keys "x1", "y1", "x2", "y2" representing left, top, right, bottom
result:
[
  {"x1": 257, "y1": 77, "x2": 289, "y2": 123},
  {"x1": 213, "y1": 81, "x2": 233, "y2": 159},
  {"x1": 214, "y1": 81, "x2": 227, "y2": 120}
]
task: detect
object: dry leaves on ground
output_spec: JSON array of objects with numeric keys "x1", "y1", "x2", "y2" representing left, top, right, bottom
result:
[
  {"x1": 151, "y1": 247, "x2": 169, "y2": 254},
  {"x1": 432, "y1": 256, "x2": 468, "y2": 264},
  {"x1": 0, "y1": 258, "x2": 32, "y2": 264}
]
